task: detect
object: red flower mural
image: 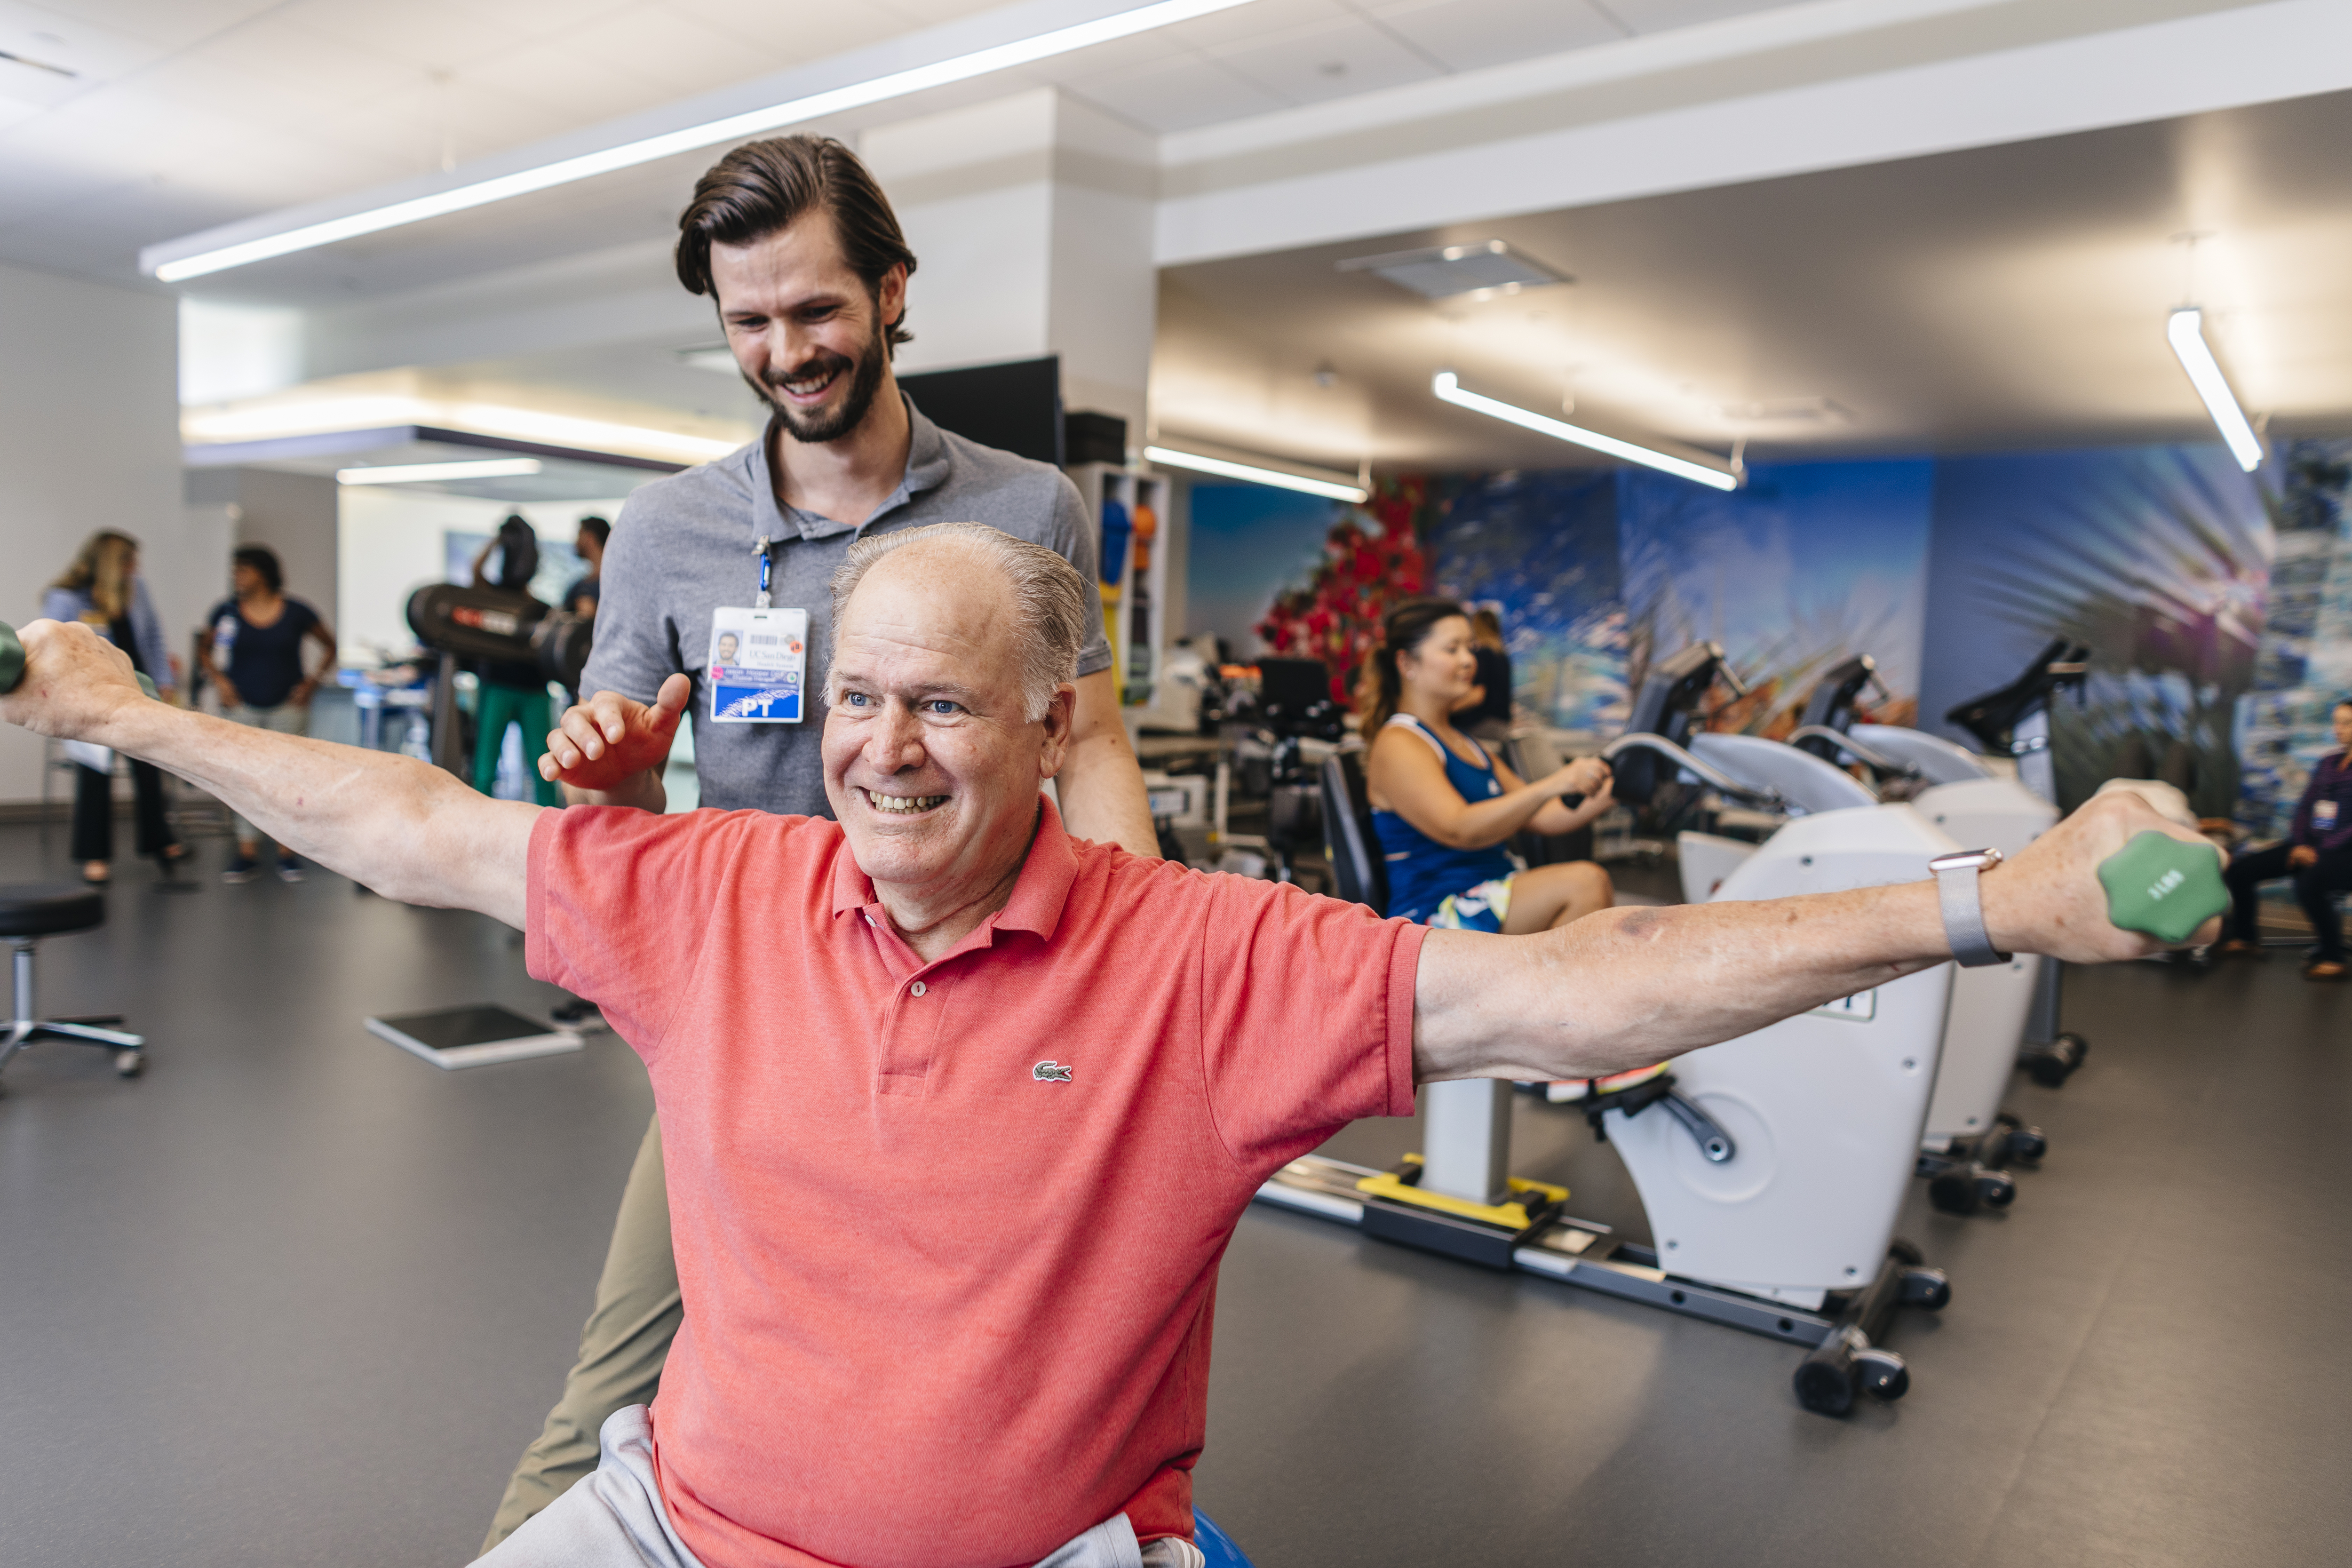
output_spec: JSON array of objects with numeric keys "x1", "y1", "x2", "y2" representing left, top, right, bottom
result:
[{"x1": 1256, "y1": 478, "x2": 1436, "y2": 703}]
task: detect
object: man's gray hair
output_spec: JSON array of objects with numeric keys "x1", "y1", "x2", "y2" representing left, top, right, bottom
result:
[{"x1": 828, "y1": 521, "x2": 1093, "y2": 721}]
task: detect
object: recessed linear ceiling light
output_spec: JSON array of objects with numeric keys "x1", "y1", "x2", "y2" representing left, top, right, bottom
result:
[
  {"x1": 1335, "y1": 240, "x2": 1569, "y2": 302},
  {"x1": 2165, "y1": 308, "x2": 2263, "y2": 472},
  {"x1": 1144, "y1": 446, "x2": 1367, "y2": 503},
  {"x1": 144, "y1": 0, "x2": 1266, "y2": 284},
  {"x1": 337, "y1": 458, "x2": 545, "y2": 486},
  {"x1": 1432, "y1": 373, "x2": 1737, "y2": 491}
]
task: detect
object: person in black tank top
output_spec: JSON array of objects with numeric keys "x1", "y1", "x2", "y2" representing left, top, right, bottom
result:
[{"x1": 1360, "y1": 598, "x2": 1617, "y2": 935}]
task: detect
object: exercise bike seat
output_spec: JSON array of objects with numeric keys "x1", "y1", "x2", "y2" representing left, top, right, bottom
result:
[
  {"x1": 0, "y1": 883, "x2": 106, "y2": 939},
  {"x1": 1943, "y1": 637, "x2": 2087, "y2": 754}
]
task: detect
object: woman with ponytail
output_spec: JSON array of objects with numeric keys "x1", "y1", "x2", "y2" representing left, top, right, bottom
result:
[{"x1": 1361, "y1": 597, "x2": 1616, "y2": 932}]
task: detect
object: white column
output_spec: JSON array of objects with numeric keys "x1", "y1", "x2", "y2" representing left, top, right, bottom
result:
[{"x1": 860, "y1": 88, "x2": 1157, "y2": 443}]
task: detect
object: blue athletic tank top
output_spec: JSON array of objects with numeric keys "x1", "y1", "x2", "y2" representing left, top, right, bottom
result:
[{"x1": 1371, "y1": 714, "x2": 1516, "y2": 921}]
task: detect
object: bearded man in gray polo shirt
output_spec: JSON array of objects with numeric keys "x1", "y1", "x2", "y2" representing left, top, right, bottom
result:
[{"x1": 483, "y1": 134, "x2": 1157, "y2": 1551}]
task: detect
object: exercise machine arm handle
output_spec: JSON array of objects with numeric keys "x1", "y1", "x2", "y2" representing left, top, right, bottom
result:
[
  {"x1": 1786, "y1": 725, "x2": 1921, "y2": 781},
  {"x1": 1599, "y1": 732, "x2": 1785, "y2": 809}
]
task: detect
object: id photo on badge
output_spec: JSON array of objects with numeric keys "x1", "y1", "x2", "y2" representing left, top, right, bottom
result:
[{"x1": 709, "y1": 606, "x2": 808, "y2": 724}]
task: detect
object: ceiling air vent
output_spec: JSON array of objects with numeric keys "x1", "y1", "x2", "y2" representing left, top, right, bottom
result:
[{"x1": 1335, "y1": 240, "x2": 1569, "y2": 301}]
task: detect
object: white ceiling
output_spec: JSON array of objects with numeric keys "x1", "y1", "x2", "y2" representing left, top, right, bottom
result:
[
  {"x1": 1149, "y1": 89, "x2": 2352, "y2": 470},
  {"x1": 0, "y1": 0, "x2": 1796, "y2": 286}
]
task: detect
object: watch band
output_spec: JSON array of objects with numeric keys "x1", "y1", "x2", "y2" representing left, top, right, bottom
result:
[{"x1": 1930, "y1": 848, "x2": 2010, "y2": 968}]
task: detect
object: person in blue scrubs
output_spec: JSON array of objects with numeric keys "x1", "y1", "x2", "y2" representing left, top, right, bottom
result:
[{"x1": 1363, "y1": 597, "x2": 1617, "y2": 932}]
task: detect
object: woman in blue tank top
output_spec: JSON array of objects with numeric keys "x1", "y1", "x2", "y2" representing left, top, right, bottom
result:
[{"x1": 1362, "y1": 599, "x2": 1617, "y2": 932}]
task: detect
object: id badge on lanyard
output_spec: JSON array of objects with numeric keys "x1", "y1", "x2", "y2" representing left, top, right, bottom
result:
[
  {"x1": 2318, "y1": 799, "x2": 2340, "y2": 829},
  {"x1": 708, "y1": 535, "x2": 807, "y2": 724}
]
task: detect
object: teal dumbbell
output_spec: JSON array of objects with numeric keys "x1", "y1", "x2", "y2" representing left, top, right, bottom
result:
[
  {"x1": 2099, "y1": 830, "x2": 2229, "y2": 945},
  {"x1": 0, "y1": 621, "x2": 158, "y2": 699}
]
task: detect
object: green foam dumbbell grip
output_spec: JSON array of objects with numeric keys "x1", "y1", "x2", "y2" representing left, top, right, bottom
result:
[
  {"x1": 2098, "y1": 830, "x2": 2229, "y2": 945},
  {"x1": 0, "y1": 621, "x2": 155, "y2": 699}
]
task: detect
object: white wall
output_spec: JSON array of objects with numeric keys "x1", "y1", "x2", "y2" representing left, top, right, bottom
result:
[
  {"x1": 0, "y1": 261, "x2": 190, "y2": 805},
  {"x1": 337, "y1": 490, "x2": 641, "y2": 661}
]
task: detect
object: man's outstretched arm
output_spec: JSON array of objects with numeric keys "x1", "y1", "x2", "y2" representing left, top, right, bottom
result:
[
  {"x1": 1, "y1": 620, "x2": 534, "y2": 926},
  {"x1": 1413, "y1": 789, "x2": 2217, "y2": 1084}
]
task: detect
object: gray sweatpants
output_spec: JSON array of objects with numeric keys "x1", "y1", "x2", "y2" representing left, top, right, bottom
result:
[{"x1": 474, "y1": 1406, "x2": 1203, "y2": 1568}]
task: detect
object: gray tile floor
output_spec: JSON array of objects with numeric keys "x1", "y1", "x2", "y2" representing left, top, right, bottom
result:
[{"x1": 2, "y1": 826, "x2": 2345, "y2": 1567}]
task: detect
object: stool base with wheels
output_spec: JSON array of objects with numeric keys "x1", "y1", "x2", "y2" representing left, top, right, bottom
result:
[{"x1": 0, "y1": 883, "x2": 145, "y2": 1093}]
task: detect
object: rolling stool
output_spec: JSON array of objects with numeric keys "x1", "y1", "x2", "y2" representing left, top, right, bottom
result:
[{"x1": 0, "y1": 883, "x2": 145, "y2": 1093}]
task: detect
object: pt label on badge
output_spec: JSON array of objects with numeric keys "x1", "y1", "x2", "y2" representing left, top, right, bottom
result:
[{"x1": 708, "y1": 606, "x2": 807, "y2": 723}]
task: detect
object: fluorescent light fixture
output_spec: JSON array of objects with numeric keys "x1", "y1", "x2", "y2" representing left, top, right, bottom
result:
[
  {"x1": 2166, "y1": 308, "x2": 2262, "y2": 471},
  {"x1": 186, "y1": 394, "x2": 743, "y2": 466},
  {"x1": 338, "y1": 458, "x2": 545, "y2": 485},
  {"x1": 1431, "y1": 372, "x2": 1737, "y2": 491},
  {"x1": 1144, "y1": 445, "x2": 1368, "y2": 503},
  {"x1": 149, "y1": 0, "x2": 1263, "y2": 282}
]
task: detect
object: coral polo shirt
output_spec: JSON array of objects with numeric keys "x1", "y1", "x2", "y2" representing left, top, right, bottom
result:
[{"x1": 525, "y1": 796, "x2": 1424, "y2": 1568}]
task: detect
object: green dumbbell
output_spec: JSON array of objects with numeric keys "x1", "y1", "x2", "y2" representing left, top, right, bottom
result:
[
  {"x1": 0, "y1": 621, "x2": 157, "y2": 699},
  {"x1": 2099, "y1": 830, "x2": 2229, "y2": 945}
]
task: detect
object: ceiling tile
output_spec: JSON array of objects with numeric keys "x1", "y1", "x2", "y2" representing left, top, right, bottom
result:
[
  {"x1": 1363, "y1": 0, "x2": 1623, "y2": 73},
  {"x1": 1026, "y1": 26, "x2": 1195, "y2": 83},
  {"x1": 877, "y1": 0, "x2": 1049, "y2": 25},
  {"x1": 176, "y1": 16, "x2": 432, "y2": 119},
  {"x1": 1208, "y1": 15, "x2": 1445, "y2": 107},
  {"x1": 1059, "y1": 53, "x2": 1292, "y2": 135},
  {"x1": 274, "y1": 0, "x2": 537, "y2": 73},
  {"x1": 645, "y1": 0, "x2": 900, "y2": 72},
  {"x1": 7, "y1": 0, "x2": 282, "y2": 54},
  {"x1": 1597, "y1": 0, "x2": 1800, "y2": 36},
  {"x1": 560, "y1": 7, "x2": 791, "y2": 97},
  {"x1": 1162, "y1": 0, "x2": 1361, "y2": 53}
]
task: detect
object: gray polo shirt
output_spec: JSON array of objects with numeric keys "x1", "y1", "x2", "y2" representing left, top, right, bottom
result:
[{"x1": 584, "y1": 398, "x2": 1110, "y2": 814}]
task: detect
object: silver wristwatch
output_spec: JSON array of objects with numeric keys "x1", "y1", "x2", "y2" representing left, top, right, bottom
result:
[{"x1": 1929, "y1": 848, "x2": 2010, "y2": 968}]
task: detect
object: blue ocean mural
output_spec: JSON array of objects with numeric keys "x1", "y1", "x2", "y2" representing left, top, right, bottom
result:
[
  {"x1": 1921, "y1": 444, "x2": 2270, "y2": 815},
  {"x1": 1425, "y1": 469, "x2": 1626, "y2": 732}
]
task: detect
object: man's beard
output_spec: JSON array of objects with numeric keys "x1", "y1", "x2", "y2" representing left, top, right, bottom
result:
[{"x1": 753, "y1": 321, "x2": 888, "y2": 445}]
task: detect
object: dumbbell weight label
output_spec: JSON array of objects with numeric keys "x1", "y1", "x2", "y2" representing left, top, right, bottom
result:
[{"x1": 2098, "y1": 830, "x2": 2228, "y2": 945}]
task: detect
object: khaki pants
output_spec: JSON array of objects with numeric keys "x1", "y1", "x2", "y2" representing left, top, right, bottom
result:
[
  {"x1": 482, "y1": 1115, "x2": 682, "y2": 1554},
  {"x1": 222, "y1": 703, "x2": 309, "y2": 844}
]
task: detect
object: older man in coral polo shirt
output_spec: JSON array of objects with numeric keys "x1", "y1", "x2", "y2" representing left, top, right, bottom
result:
[{"x1": 3, "y1": 523, "x2": 2209, "y2": 1568}]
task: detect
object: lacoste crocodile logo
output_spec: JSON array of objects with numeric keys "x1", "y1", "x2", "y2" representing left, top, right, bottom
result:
[{"x1": 1033, "y1": 1060, "x2": 1074, "y2": 1083}]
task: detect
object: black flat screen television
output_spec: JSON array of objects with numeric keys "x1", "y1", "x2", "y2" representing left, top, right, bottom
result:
[{"x1": 898, "y1": 355, "x2": 1063, "y2": 467}]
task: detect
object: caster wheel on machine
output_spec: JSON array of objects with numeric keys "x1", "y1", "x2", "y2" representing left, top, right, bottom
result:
[
  {"x1": 1793, "y1": 1347, "x2": 1859, "y2": 1417},
  {"x1": 1928, "y1": 1166, "x2": 1980, "y2": 1215},
  {"x1": 2022, "y1": 1032, "x2": 2088, "y2": 1088},
  {"x1": 114, "y1": 1049, "x2": 144, "y2": 1078},
  {"x1": 2007, "y1": 1125, "x2": 2049, "y2": 1162},
  {"x1": 1853, "y1": 1348, "x2": 1910, "y2": 1401},
  {"x1": 1975, "y1": 1169, "x2": 2017, "y2": 1209},
  {"x1": 1899, "y1": 1266, "x2": 1951, "y2": 1311}
]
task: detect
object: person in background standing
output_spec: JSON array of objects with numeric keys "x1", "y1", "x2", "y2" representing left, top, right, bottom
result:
[
  {"x1": 44, "y1": 529, "x2": 186, "y2": 884},
  {"x1": 471, "y1": 516, "x2": 562, "y2": 808},
  {"x1": 1455, "y1": 604, "x2": 1514, "y2": 743},
  {"x1": 198, "y1": 544, "x2": 336, "y2": 884},
  {"x1": 565, "y1": 516, "x2": 609, "y2": 620}
]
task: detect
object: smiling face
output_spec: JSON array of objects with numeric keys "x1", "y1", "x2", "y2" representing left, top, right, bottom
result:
[
  {"x1": 710, "y1": 210, "x2": 905, "y2": 445},
  {"x1": 823, "y1": 541, "x2": 1074, "y2": 907},
  {"x1": 1397, "y1": 614, "x2": 1478, "y2": 708}
]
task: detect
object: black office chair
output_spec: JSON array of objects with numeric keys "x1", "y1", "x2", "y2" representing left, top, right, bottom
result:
[
  {"x1": 1319, "y1": 750, "x2": 1388, "y2": 915},
  {"x1": 0, "y1": 883, "x2": 146, "y2": 1093}
]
